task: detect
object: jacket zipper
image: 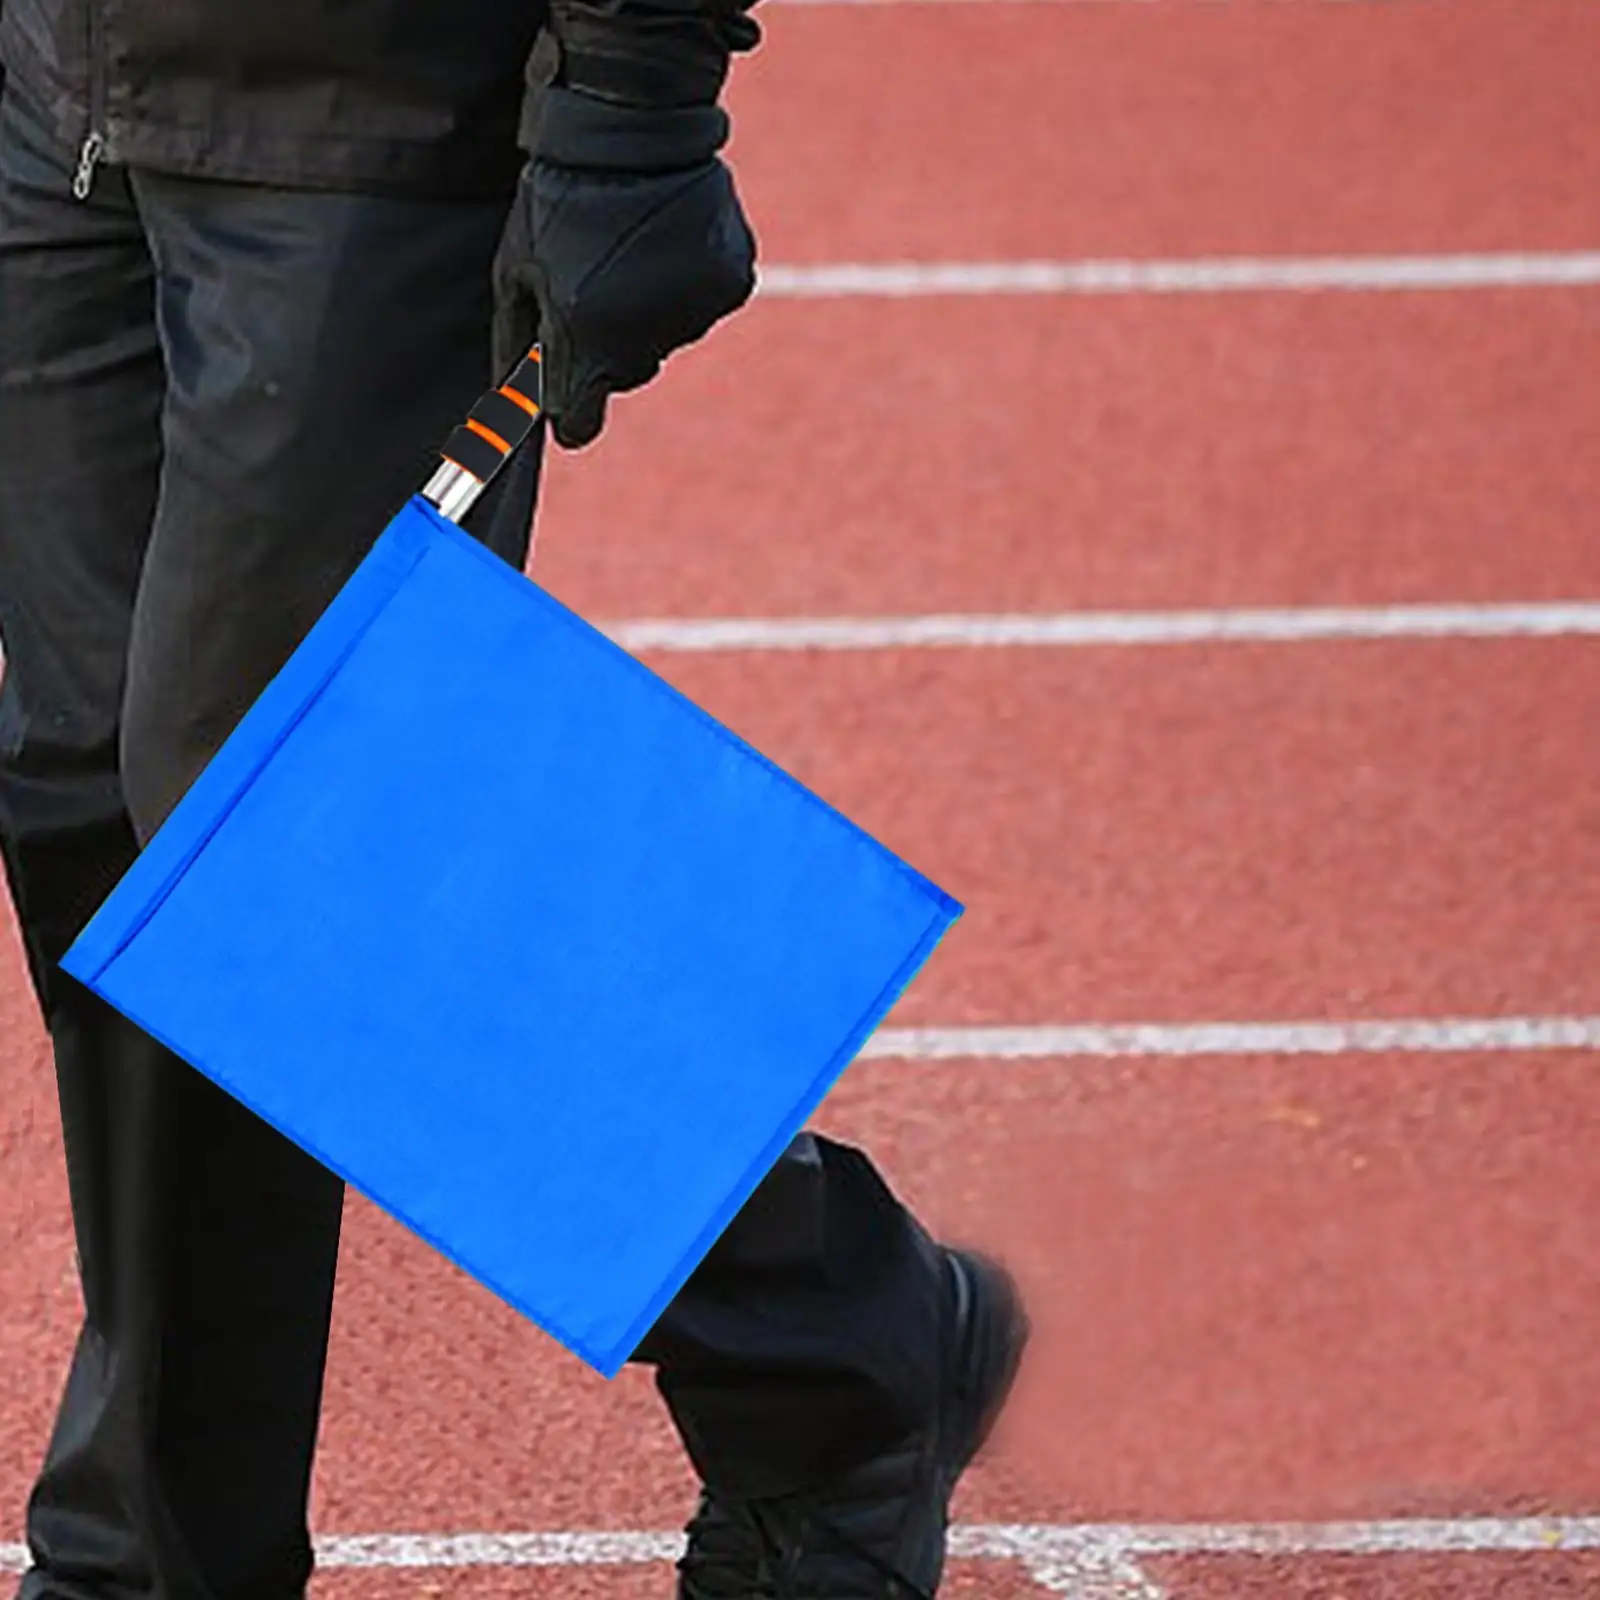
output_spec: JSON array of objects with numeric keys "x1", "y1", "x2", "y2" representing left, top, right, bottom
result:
[
  {"x1": 73, "y1": 2, "x2": 107, "y2": 200},
  {"x1": 72, "y1": 131, "x2": 105, "y2": 200}
]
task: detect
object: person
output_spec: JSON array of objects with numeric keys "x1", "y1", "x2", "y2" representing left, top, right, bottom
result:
[{"x1": 0, "y1": 3, "x2": 1029, "y2": 1598}]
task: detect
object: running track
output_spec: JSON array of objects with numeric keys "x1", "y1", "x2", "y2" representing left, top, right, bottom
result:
[{"x1": 4, "y1": 1, "x2": 1599, "y2": 1596}]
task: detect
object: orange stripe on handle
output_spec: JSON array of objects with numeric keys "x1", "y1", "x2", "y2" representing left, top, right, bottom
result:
[
  {"x1": 499, "y1": 385, "x2": 540, "y2": 419},
  {"x1": 465, "y1": 417, "x2": 512, "y2": 454}
]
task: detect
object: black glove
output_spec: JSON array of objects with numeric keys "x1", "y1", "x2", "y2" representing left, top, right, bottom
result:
[
  {"x1": 494, "y1": 89, "x2": 756, "y2": 450},
  {"x1": 493, "y1": 0, "x2": 761, "y2": 451}
]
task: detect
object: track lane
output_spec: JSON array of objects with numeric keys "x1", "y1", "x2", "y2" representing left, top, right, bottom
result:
[
  {"x1": 533, "y1": 292, "x2": 1600, "y2": 619},
  {"x1": 640, "y1": 640, "x2": 1600, "y2": 1026},
  {"x1": 725, "y1": 0, "x2": 1600, "y2": 262}
]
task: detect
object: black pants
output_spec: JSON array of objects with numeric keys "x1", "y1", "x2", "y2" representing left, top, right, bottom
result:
[{"x1": 0, "y1": 86, "x2": 945, "y2": 1600}]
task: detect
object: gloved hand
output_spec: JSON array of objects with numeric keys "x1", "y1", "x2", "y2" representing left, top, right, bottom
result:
[{"x1": 493, "y1": 87, "x2": 757, "y2": 449}]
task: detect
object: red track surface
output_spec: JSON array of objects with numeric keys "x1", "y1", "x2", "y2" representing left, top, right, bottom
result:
[
  {"x1": 726, "y1": 0, "x2": 1600, "y2": 261},
  {"x1": 5, "y1": 2, "x2": 1600, "y2": 1597},
  {"x1": 656, "y1": 643, "x2": 1600, "y2": 1024},
  {"x1": 537, "y1": 292, "x2": 1600, "y2": 617}
]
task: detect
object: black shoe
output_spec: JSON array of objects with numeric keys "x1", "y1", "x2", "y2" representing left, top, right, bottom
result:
[{"x1": 675, "y1": 1249, "x2": 1029, "y2": 1600}]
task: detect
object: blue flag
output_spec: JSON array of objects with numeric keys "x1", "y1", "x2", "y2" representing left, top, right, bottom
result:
[{"x1": 64, "y1": 496, "x2": 960, "y2": 1376}]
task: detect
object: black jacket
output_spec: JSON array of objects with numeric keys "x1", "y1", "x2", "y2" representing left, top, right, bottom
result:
[{"x1": 0, "y1": 0, "x2": 546, "y2": 198}]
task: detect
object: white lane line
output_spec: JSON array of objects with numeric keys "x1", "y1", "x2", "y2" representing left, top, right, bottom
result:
[
  {"x1": 607, "y1": 602, "x2": 1600, "y2": 654},
  {"x1": 10, "y1": 1518, "x2": 1598, "y2": 1597},
  {"x1": 317, "y1": 1532, "x2": 683, "y2": 1567},
  {"x1": 862, "y1": 1016, "x2": 1600, "y2": 1061},
  {"x1": 755, "y1": 253, "x2": 1600, "y2": 297},
  {"x1": 959, "y1": 1517, "x2": 1600, "y2": 1555}
]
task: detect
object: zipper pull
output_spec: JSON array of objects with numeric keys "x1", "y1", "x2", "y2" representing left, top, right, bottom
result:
[{"x1": 72, "y1": 132, "x2": 105, "y2": 201}]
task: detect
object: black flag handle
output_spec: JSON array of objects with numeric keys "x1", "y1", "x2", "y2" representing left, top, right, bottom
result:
[{"x1": 421, "y1": 345, "x2": 544, "y2": 524}]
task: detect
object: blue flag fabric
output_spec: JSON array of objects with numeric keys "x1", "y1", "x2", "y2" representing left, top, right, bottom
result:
[{"x1": 63, "y1": 497, "x2": 960, "y2": 1376}]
